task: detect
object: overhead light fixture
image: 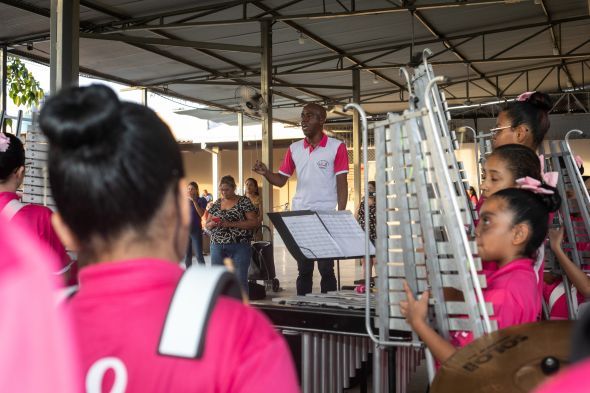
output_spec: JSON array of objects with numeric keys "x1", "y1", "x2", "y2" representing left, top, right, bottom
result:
[
  {"x1": 372, "y1": 75, "x2": 379, "y2": 84},
  {"x1": 298, "y1": 33, "x2": 306, "y2": 45}
]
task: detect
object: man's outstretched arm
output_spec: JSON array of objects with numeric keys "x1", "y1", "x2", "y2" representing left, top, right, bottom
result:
[
  {"x1": 336, "y1": 173, "x2": 348, "y2": 211},
  {"x1": 252, "y1": 160, "x2": 288, "y2": 187}
]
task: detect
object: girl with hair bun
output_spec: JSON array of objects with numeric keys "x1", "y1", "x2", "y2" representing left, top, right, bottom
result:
[
  {"x1": 491, "y1": 91, "x2": 553, "y2": 150},
  {"x1": 40, "y1": 84, "x2": 298, "y2": 393},
  {"x1": 0, "y1": 131, "x2": 69, "y2": 270},
  {"x1": 400, "y1": 184, "x2": 561, "y2": 364}
]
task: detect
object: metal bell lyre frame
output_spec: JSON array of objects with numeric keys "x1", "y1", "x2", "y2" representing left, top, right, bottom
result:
[
  {"x1": 565, "y1": 129, "x2": 590, "y2": 206},
  {"x1": 423, "y1": 76, "x2": 493, "y2": 336},
  {"x1": 343, "y1": 102, "x2": 421, "y2": 350}
]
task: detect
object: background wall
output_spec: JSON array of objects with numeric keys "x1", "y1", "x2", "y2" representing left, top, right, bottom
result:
[
  {"x1": 182, "y1": 146, "x2": 297, "y2": 211},
  {"x1": 182, "y1": 139, "x2": 590, "y2": 214}
]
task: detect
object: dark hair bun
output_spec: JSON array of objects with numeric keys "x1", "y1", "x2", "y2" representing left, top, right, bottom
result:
[
  {"x1": 39, "y1": 84, "x2": 121, "y2": 153},
  {"x1": 527, "y1": 92, "x2": 552, "y2": 113},
  {"x1": 0, "y1": 133, "x2": 25, "y2": 180},
  {"x1": 538, "y1": 184, "x2": 561, "y2": 213}
]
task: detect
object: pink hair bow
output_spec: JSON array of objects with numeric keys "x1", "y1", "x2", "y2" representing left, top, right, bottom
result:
[
  {"x1": 0, "y1": 133, "x2": 10, "y2": 153},
  {"x1": 517, "y1": 91, "x2": 536, "y2": 102},
  {"x1": 516, "y1": 175, "x2": 557, "y2": 195},
  {"x1": 537, "y1": 154, "x2": 559, "y2": 187}
]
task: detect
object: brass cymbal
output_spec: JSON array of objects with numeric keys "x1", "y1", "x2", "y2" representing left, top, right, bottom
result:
[{"x1": 432, "y1": 321, "x2": 573, "y2": 393}]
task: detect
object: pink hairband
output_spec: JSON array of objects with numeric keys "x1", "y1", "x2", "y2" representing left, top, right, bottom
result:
[
  {"x1": 0, "y1": 133, "x2": 10, "y2": 153},
  {"x1": 516, "y1": 174, "x2": 558, "y2": 195},
  {"x1": 517, "y1": 91, "x2": 536, "y2": 102}
]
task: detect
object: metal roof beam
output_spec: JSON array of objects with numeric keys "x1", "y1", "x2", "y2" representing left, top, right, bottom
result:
[
  {"x1": 534, "y1": 66, "x2": 556, "y2": 91},
  {"x1": 488, "y1": 26, "x2": 550, "y2": 59},
  {"x1": 413, "y1": 10, "x2": 500, "y2": 93},
  {"x1": 51, "y1": 1, "x2": 327, "y2": 106},
  {"x1": 79, "y1": 32, "x2": 261, "y2": 53},
  {"x1": 251, "y1": 0, "x2": 306, "y2": 19},
  {"x1": 539, "y1": 0, "x2": 576, "y2": 88},
  {"x1": 88, "y1": 0, "x2": 262, "y2": 32},
  {"x1": 251, "y1": 1, "x2": 406, "y2": 90},
  {"x1": 157, "y1": 80, "x2": 352, "y2": 90},
  {"x1": 89, "y1": 0, "x2": 530, "y2": 33},
  {"x1": 6, "y1": 48, "x2": 247, "y2": 113},
  {"x1": 499, "y1": 71, "x2": 525, "y2": 97},
  {"x1": 207, "y1": 15, "x2": 590, "y2": 79},
  {"x1": 0, "y1": 0, "x2": 49, "y2": 17},
  {"x1": 330, "y1": 59, "x2": 589, "y2": 104}
]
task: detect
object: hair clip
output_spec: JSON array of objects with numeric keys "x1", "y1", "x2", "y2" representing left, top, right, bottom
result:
[
  {"x1": 0, "y1": 133, "x2": 10, "y2": 153},
  {"x1": 516, "y1": 91, "x2": 536, "y2": 102},
  {"x1": 516, "y1": 176, "x2": 555, "y2": 195}
]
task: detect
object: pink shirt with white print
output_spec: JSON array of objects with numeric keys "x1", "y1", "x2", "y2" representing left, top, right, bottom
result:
[
  {"x1": 279, "y1": 133, "x2": 348, "y2": 211},
  {"x1": 451, "y1": 258, "x2": 540, "y2": 348},
  {"x1": 69, "y1": 259, "x2": 299, "y2": 393}
]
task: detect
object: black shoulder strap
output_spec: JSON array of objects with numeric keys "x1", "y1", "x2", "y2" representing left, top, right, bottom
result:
[{"x1": 158, "y1": 265, "x2": 242, "y2": 359}]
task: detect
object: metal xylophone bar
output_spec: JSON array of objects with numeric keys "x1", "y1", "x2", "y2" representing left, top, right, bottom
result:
[
  {"x1": 373, "y1": 114, "x2": 495, "y2": 383},
  {"x1": 421, "y1": 76, "x2": 493, "y2": 339}
]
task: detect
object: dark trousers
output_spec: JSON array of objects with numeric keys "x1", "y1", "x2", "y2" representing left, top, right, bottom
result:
[
  {"x1": 184, "y1": 228, "x2": 206, "y2": 267},
  {"x1": 296, "y1": 259, "x2": 337, "y2": 296}
]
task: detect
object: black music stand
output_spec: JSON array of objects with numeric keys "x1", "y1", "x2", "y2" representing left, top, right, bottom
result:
[{"x1": 267, "y1": 210, "x2": 375, "y2": 290}]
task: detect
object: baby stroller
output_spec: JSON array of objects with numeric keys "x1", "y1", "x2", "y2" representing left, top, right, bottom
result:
[{"x1": 248, "y1": 225, "x2": 280, "y2": 293}]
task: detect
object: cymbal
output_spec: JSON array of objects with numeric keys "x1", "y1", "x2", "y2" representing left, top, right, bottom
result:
[{"x1": 432, "y1": 321, "x2": 573, "y2": 393}]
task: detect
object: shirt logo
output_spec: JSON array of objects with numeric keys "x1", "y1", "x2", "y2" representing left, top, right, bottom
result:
[{"x1": 316, "y1": 160, "x2": 329, "y2": 170}]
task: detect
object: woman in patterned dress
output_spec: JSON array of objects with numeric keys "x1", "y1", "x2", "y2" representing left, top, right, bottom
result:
[
  {"x1": 206, "y1": 175, "x2": 259, "y2": 294},
  {"x1": 357, "y1": 181, "x2": 376, "y2": 279},
  {"x1": 244, "y1": 177, "x2": 263, "y2": 240}
]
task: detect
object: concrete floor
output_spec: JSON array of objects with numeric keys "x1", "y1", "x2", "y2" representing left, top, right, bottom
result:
[{"x1": 195, "y1": 232, "x2": 430, "y2": 393}]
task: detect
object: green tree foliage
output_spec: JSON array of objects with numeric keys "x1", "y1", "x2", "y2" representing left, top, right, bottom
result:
[{"x1": 7, "y1": 57, "x2": 44, "y2": 108}]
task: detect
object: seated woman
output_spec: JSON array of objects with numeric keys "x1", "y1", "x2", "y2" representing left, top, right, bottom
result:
[
  {"x1": 39, "y1": 85, "x2": 298, "y2": 393},
  {"x1": 206, "y1": 175, "x2": 259, "y2": 294}
]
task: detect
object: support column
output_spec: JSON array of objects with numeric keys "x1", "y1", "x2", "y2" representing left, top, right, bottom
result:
[
  {"x1": 352, "y1": 69, "x2": 361, "y2": 212},
  {"x1": 1, "y1": 46, "x2": 6, "y2": 114},
  {"x1": 141, "y1": 88, "x2": 148, "y2": 106},
  {"x1": 238, "y1": 112, "x2": 244, "y2": 195},
  {"x1": 50, "y1": 0, "x2": 79, "y2": 94},
  {"x1": 211, "y1": 147, "x2": 219, "y2": 200},
  {"x1": 260, "y1": 20, "x2": 273, "y2": 227}
]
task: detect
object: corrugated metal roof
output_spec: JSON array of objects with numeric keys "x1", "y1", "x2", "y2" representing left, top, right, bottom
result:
[{"x1": 2, "y1": 0, "x2": 590, "y2": 123}]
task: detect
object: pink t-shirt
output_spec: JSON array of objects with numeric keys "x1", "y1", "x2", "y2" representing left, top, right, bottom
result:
[
  {"x1": 0, "y1": 217, "x2": 80, "y2": 393},
  {"x1": 534, "y1": 358, "x2": 590, "y2": 393},
  {"x1": 0, "y1": 192, "x2": 69, "y2": 269},
  {"x1": 69, "y1": 259, "x2": 300, "y2": 393},
  {"x1": 451, "y1": 258, "x2": 540, "y2": 348},
  {"x1": 543, "y1": 278, "x2": 586, "y2": 320}
]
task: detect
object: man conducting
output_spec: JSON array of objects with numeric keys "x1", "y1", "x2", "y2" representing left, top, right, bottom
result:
[{"x1": 253, "y1": 103, "x2": 349, "y2": 295}]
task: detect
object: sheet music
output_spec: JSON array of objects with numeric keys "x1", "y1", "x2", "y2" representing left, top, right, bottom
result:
[
  {"x1": 282, "y1": 214, "x2": 342, "y2": 259},
  {"x1": 317, "y1": 211, "x2": 376, "y2": 257}
]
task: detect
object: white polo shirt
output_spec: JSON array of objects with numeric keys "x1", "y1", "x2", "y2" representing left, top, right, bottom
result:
[{"x1": 279, "y1": 133, "x2": 349, "y2": 211}]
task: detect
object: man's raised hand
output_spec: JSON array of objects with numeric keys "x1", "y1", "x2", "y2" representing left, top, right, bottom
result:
[{"x1": 252, "y1": 160, "x2": 268, "y2": 176}]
